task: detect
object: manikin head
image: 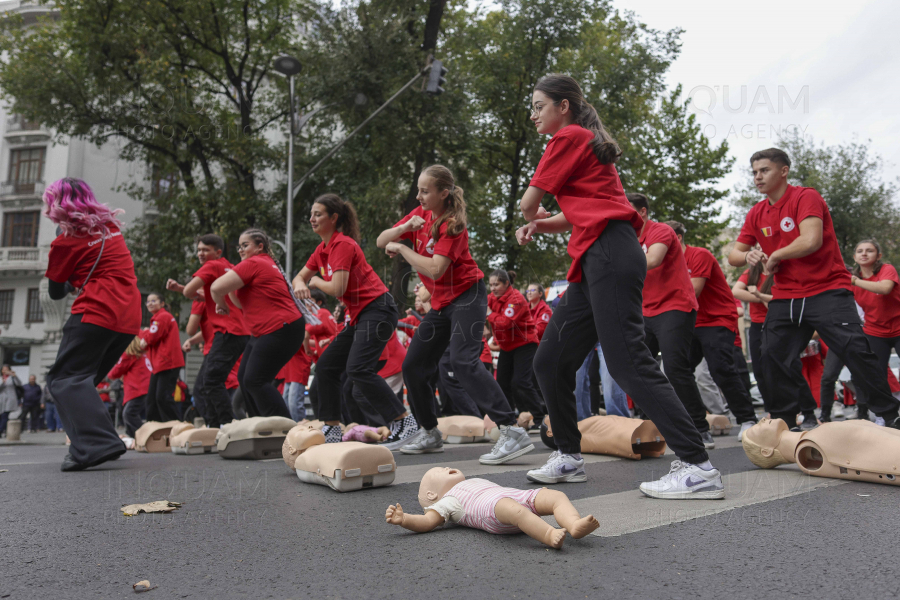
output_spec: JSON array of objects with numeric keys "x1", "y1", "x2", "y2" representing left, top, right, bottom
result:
[
  {"x1": 285, "y1": 426, "x2": 326, "y2": 458},
  {"x1": 418, "y1": 467, "x2": 466, "y2": 509},
  {"x1": 741, "y1": 418, "x2": 793, "y2": 468}
]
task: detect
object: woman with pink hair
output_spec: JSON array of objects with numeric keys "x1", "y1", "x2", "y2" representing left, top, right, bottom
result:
[{"x1": 43, "y1": 178, "x2": 142, "y2": 471}]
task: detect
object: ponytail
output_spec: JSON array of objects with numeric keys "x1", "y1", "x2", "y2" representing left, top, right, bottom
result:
[
  {"x1": 490, "y1": 269, "x2": 516, "y2": 287},
  {"x1": 313, "y1": 193, "x2": 360, "y2": 243},
  {"x1": 534, "y1": 74, "x2": 621, "y2": 164},
  {"x1": 422, "y1": 165, "x2": 467, "y2": 241},
  {"x1": 746, "y1": 261, "x2": 774, "y2": 295}
]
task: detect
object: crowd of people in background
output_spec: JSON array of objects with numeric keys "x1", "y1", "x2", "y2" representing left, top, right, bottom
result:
[{"x1": 21, "y1": 74, "x2": 899, "y2": 502}]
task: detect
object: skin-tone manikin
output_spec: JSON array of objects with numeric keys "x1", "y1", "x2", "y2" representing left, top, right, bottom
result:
[
  {"x1": 742, "y1": 417, "x2": 900, "y2": 485},
  {"x1": 384, "y1": 467, "x2": 600, "y2": 549}
]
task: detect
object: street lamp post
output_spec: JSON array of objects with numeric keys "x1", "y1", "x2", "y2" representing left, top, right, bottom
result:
[{"x1": 273, "y1": 55, "x2": 302, "y2": 277}]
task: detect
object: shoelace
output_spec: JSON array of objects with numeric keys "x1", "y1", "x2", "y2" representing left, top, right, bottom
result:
[
  {"x1": 657, "y1": 459, "x2": 684, "y2": 484},
  {"x1": 488, "y1": 429, "x2": 511, "y2": 454}
]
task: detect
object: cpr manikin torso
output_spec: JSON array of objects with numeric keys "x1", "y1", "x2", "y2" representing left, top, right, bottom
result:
[
  {"x1": 216, "y1": 416, "x2": 296, "y2": 460},
  {"x1": 135, "y1": 421, "x2": 182, "y2": 452},
  {"x1": 169, "y1": 422, "x2": 219, "y2": 454},
  {"x1": 436, "y1": 416, "x2": 492, "y2": 443},
  {"x1": 283, "y1": 425, "x2": 396, "y2": 492},
  {"x1": 742, "y1": 418, "x2": 900, "y2": 485},
  {"x1": 541, "y1": 415, "x2": 667, "y2": 459},
  {"x1": 384, "y1": 467, "x2": 600, "y2": 549}
]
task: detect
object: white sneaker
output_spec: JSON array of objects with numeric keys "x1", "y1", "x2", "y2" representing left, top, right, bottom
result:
[
  {"x1": 478, "y1": 425, "x2": 534, "y2": 465},
  {"x1": 526, "y1": 451, "x2": 586, "y2": 483},
  {"x1": 875, "y1": 416, "x2": 886, "y2": 427},
  {"x1": 639, "y1": 460, "x2": 725, "y2": 500},
  {"x1": 737, "y1": 421, "x2": 755, "y2": 442}
]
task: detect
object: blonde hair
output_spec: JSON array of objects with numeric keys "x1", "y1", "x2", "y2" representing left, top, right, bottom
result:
[{"x1": 125, "y1": 336, "x2": 143, "y2": 357}]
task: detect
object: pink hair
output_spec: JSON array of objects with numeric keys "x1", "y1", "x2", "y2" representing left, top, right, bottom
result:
[{"x1": 42, "y1": 178, "x2": 124, "y2": 237}]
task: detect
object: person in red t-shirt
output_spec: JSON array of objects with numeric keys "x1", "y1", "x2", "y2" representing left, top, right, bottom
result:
[
  {"x1": 487, "y1": 269, "x2": 545, "y2": 425},
  {"x1": 733, "y1": 262, "x2": 775, "y2": 412},
  {"x1": 43, "y1": 178, "x2": 141, "y2": 471},
  {"x1": 211, "y1": 229, "x2": 303, "y2": 419},
  {"x1": 516, "y1": 76, "x2": 717, "y2": 496},
  {"x1": 108, "y1": 335, "x2": 152, "y2": 437},
  {"x1": 728, "y1": 148, "x2": 900, "y2": 429},
  {"x1": 181, "y1": 299, "x2": 213, "y2": 424},
  {"x1": 167, "y1": 234, "x2": 249, "y2": 428},
  {"x1": 377, "y1": 165, "x2": 527, "y2": 463},
  {"x1": 294, "y1": 194, "x2": 413, "y2": 444},
  {"x1": 626, "y1": 196, "x2": 711, "y2": 446},
  {"x1": 668, "y1": 221, "x2": 758, "y2": 437},
  {"x1": 140, "y1": 293, "x2": 185, "y2": 422},
  {"x1": 851, "y1": 238, "x2": 900, "y2": 419},
  {"x1": 525, "y1": 283, "x2": 553, "y2": 340}
]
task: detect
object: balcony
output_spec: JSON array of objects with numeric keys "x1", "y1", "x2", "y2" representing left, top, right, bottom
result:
[
  {"x1": 5, "y1": 116, "x2": 50, "y2": 144},
  {"x1": 0, "y1": 246, "x2": 48, "y2": 275},
  {"x1": 0, "y1": 180, "x2": 45, "y2": 199}
]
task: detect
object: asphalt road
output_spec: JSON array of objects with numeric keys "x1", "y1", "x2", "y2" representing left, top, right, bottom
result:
[{"x1": 2, "y1": 429, "x2": 899, "y2": 600}]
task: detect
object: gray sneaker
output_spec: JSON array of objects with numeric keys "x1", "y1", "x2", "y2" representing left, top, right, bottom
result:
[
  {"x1": 701, "y1": 431, "x2": 715, "y2": 449},
  {"x1": 479, "y1": 425, "x2": 534, "y2": 465},
  {"x1": 398, "y1": 427, "x2": 443, "y2": 454}
]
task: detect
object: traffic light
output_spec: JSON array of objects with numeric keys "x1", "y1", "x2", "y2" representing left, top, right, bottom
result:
[{"x1": 425, "y1": 59, "x2": 447, "y2": 95}]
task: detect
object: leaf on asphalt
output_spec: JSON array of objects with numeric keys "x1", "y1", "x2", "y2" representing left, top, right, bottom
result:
[
  {"x1": 0, "y1": 469, "x2": 7, "y2": 473},
  {"x1": 133, "y1": 580, "x2": 157, "y2": 593},
  {"x1": 120, "y1": 501, "x2": 182, "y2": 516}
]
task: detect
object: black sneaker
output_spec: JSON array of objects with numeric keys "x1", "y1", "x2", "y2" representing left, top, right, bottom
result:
[
  {"x1": 60, "y1": 447, "x2": 126, "y2": 472},
  {"x1": 322, "y1": 425, "x2": 343, "y2": 443},
  {"x1": 379, "y1": 415, "x2": 420, "y2": 451}
]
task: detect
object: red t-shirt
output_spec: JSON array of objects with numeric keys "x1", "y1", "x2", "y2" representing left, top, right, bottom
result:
[
  {"x1": 852, "y1": 264, "x2": 900, "y2": 338},
  {"x1": 144, "y1": 308, "x2": 185, "y2": 372},
  {"x1": 486, "y1": 286, "x2": 539, "y2": 351},
  {"x1": 733, "y1": 298, "x2": 743, "y2": 348},
  {"x1": 232, "y1": 254, "x2": 302, "y2": 337},
  {"x1": 736, "y1": 186, "x2": 850, "y2": 300},
  {"x1": 306, "y1": 306, "x2": 338, "y2": 359},
  {"x1": 393, "y1": 206, "x2": 483, "y2": 309},
  {"x1": 193, "y1": 257, "x2": 249, "y2": 337},
  {"x1": 639, "y1": 221, "x2": 698, "y2": 317},
  {"x1": 737, "y1": 270, "x2": 769, "y2": 324},
  {"x1": 684, "y1": 245, "x2": 738, "y2": 332},
  {"x1": 530, "y1": 300, "x2": 553, "y2": 340},
  {"x1": 377, "y1": 332, "x2": 406, "y2": 378},
  {"x1": 285, "y1": 345, "x2": 313, "y2": 385},
  {"x1": 45, "y1": 226, "x2": 141, "y2": 334},
  {"x1": 305, "y1": 232, "x2": 388, "y2": 325},
  {"x1": 529, "y1": 124, "x2": 643, "y2": 282},
  {"x1": 398, "y1": 314, "x2": 421, "y2": 340},
  {"x1": 190, "y1": 300, "x2": 214, "y2": 355},
  {"x1": 480, "y1": 338, "x2": 493, "y2": 364},
  {"x1": 227, "y1": 357, "x2": 240, "y2": 390},
  {"x1": 97, "y1": 381, "x2": 111, "y2": 403},
  {"x1": 108, "y1": 352, "x2": 152, "y2": 403}
]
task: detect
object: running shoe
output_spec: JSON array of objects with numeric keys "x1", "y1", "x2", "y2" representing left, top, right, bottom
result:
[
  {"x1": 322, "y1": 424, "x2": 343, "y2": 444},
  {"x1": 737, "y1": 421, "x2": 756, "y2": 442},
  {"x1": 398, "y1": 427, "x2": 443, "y2": 454},
  {"x1": 380, "y1": 415, "x2": 421, "y2": 451},
  {"x1": 479, "y1": 425, "x2": 534, "y2": 465},
  {"x1": 639, "y1": 459, "x2": 725, "y2": 500},
  {"x1": 701, "y1": 431, "x2": 715, "y2": 449},
  {"x1": 526, "y1": 451, "x2": 586, "y2": 483}
]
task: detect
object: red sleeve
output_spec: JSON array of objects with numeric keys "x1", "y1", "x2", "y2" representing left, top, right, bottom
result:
[
  {"x1": 45, "y1": 238, "x2": 79, "y2": 283},
  {"x1": 143, "y1": 313, "x2": 168, "y2": 347},
  {"x1": 231, "y1": 256, "x2": 261, "y2": 285},
  {"x1": 795, "y1": 188, "x2": 827, "y2": 223},
  {"x1": 190, "y1": 299, "x2": 205, "y2": 316},
  {"x1": 530, "y1": 136, "x2": 579, "y2": 195},
  {"x1": 644, "y1": 223, "x2": 674, "y2": 249},
  {"x1": 736, "y1": 206, "x2": 759, "y2": 246},
  {"x1": 690, "y1": 249, "x2": 715, "y2": 280},
  {"x1": 432, "y1": 224, "x2": 465, "y2": 262},
  {"x1": 738, "y1": 270, "x2": 750, "y2": 285},
  {"x1": 305, "y1": 245, "x2": 323, "y2": 272},
  {"x1": 882, "y1": 264, "x2": 900, "y2": 284},
  {"x1": 193, "y1": 260, "x2": 218, "y2": 284},
  {"x1": 306, "y1": 309, "x2": 337, "y2": 337},
  {"x1": 327, "y1": 240, "x2": 355, "y2": 272},
  {"x1": 107, "y1": 354, "x2": 134, "y2": 380}
]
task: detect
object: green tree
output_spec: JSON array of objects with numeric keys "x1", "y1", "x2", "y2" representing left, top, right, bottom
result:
[
  {"x1": 732, "y1": 135, "x2": 900, "y2": 266},
  {"x1": 0, "y1": 0, "x2": 310, "y2": 313}
]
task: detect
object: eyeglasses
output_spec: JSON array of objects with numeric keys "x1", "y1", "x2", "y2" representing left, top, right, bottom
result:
[
  {"x1": 529, "y1": 101, "x2": 557, "y2": 117},
  {"x1": 526, "y1": 288, "x2": 540, "y2": 293},
  {"x1": 236, "y1": 242, "x2": 252, "y2": 251}
]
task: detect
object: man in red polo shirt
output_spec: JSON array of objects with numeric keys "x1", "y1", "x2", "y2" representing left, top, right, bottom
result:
[
  {"x1": 668, "y1": 221, "x2": 759, "y2": 439},
  {"x1": 627, "y1": 194, "x2": 714, "y2": 448},
  {"x1": 728, "y1": 148, "x2": 900, "y2": 429}
]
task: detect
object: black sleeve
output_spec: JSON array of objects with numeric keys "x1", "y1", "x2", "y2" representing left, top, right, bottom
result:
[{"x1": 48, "y1": 280, "x2": 69, "y2": 300}]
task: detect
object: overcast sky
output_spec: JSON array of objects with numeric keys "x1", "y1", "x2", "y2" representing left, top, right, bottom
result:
[{"x1": 613, "y1": 0, "x2": 900, "y2": 206}]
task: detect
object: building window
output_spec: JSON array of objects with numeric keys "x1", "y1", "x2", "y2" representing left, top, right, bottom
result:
[
  {"x1": 0, "y1": 290, "x2": 13, "y2": 324},
  {"x1": 2, "y1": 211, "x2": 40, "y2": 247},
  {"x1": 8, "y1": 148, "x2": 44, "y2": 194},
  {"x1": 26, "y1": 288, "x2": 43, "y2": 323}
]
